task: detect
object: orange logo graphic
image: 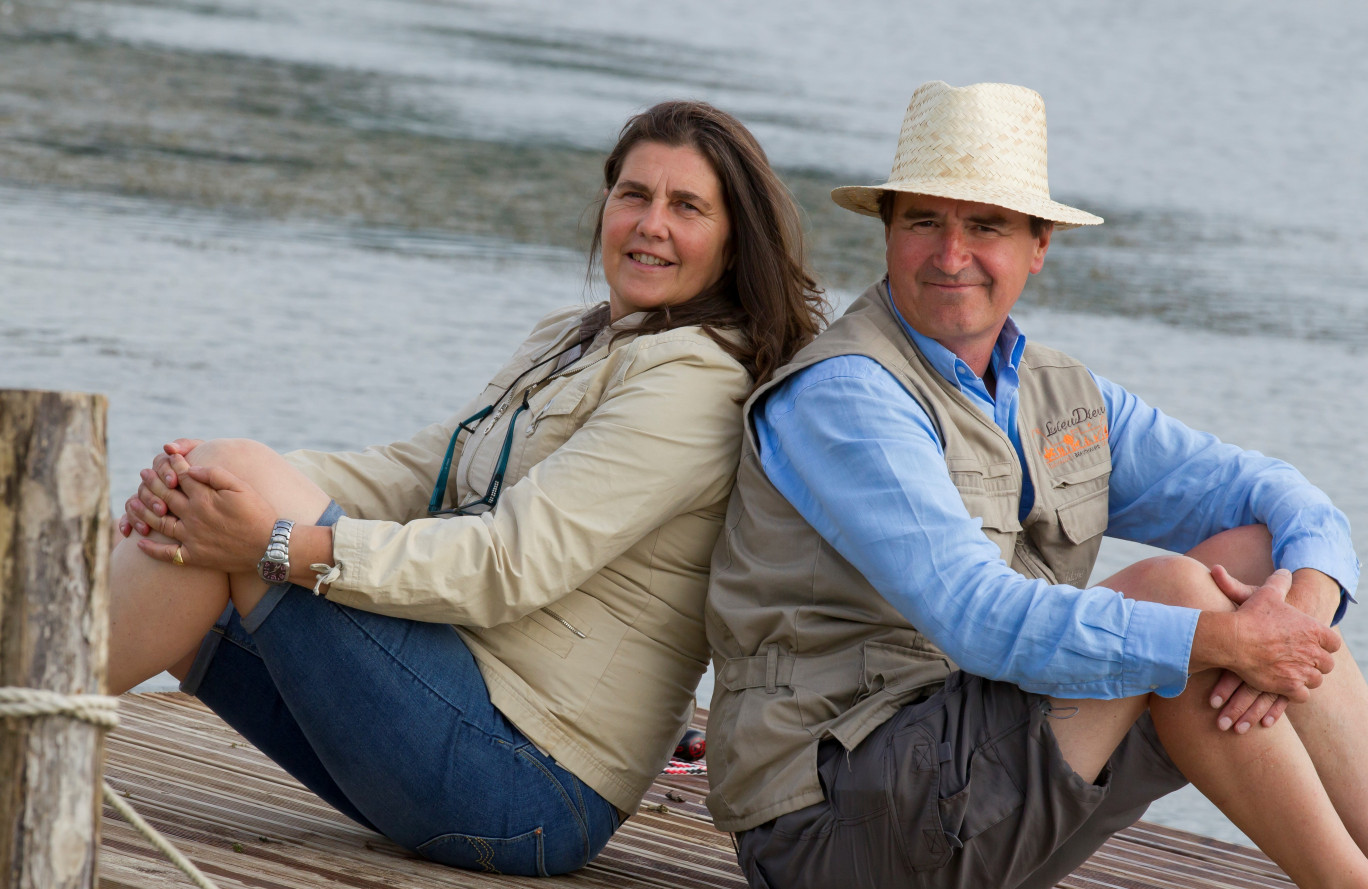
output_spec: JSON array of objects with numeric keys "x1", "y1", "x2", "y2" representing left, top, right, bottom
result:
[{"x1": 1035, "y1": 405, "x2": 1109, "y2": 467}]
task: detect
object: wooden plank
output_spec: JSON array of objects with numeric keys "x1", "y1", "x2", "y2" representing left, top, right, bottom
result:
[
  {"x1": 100, "y1": 693, "x2": 746, "y2": 889},
  {"x1": 100, "y1": 693, "x2": 1294, "y2": 889}
]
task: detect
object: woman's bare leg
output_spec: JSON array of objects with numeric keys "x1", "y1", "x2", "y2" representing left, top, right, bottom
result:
[{"x1": 108, "y1": 438, "x2": 332, "y2": 694}]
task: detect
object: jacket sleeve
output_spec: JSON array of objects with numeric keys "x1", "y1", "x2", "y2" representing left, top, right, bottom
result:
[
  {"x1": 323, "y1": 333, "x2": 751, "y2": 626},
  {"x1": 283, "y1": 393, "x2": 485, "y2": 524},
  {"x1": 283, "y1": 305, "x2": 586, "y2": 523}
]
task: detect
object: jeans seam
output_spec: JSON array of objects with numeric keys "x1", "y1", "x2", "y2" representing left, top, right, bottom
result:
[
  {"x1": 264, "y1": 599, "x2": 525, "y2": 756},
  {"x1": 515, "y1": 747, "x2": 592, "y2": 866},
  {"x1": 322, "y1": 604, "x2": 491, "y2": 726}
]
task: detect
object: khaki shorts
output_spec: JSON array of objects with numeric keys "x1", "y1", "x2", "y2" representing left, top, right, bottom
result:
[{"x1": 736, "y1": 671, "x2": 1188, "y2": 889}]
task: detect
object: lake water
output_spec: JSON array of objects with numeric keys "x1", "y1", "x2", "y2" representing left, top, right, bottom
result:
[{"x1": 4, "y1": 0, "x2": 1366, "y2": 849}]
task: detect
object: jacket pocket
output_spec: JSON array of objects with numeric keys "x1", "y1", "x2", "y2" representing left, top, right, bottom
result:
[
  {"x1": 417, "y1": 826, "x2": 547, "y2": 876},
  {"x1": 510, "y1": 378, "x2": 597, "y2": 483},
  {"x1": 512, "y1": 603, "x2": 594, "y2": 659},
  {"x1": 528, "y1": 375, "x2": 595, "y2": 430}
]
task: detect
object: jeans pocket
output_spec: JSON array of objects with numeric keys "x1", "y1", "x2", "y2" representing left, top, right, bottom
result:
[{"x1": 417, "y1": 826, "x2": 547, "y2": 877}]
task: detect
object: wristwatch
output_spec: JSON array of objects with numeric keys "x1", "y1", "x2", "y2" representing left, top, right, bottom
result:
[{"x1": 257, "y1": 519, "x2": 295, "y2": 584}]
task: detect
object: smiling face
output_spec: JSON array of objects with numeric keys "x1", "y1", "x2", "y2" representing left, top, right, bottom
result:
[
  {"x1": 600, "y1": 141, "x2": 732, "y2": 321},
  {"x1": 885, "y1": 192, "x2": 1052, "y2": 372}
]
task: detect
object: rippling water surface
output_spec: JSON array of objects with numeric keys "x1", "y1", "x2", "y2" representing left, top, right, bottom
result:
[{"x1": 4, "y1": 0, "x2": 1366, "y2": 847}]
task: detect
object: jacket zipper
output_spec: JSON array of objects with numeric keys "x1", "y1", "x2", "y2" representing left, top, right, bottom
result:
[{"x1": 542, "y1": 607, "x2": 587, "y2": 638}]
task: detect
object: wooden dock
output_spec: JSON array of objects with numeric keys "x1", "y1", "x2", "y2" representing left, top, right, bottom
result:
[{"x1": 100, "y1": 693, "x2": 1294, "y2": 889}]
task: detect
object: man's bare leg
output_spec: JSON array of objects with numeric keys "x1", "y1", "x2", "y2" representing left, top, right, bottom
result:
[
  {"x1": 1186, "y1": 526, "x2": 1368, "y2": 854},
  {"x1": 1151, "y1": 669, "x2": 1368, "y2": 888},
  {"x1": 1045, "y1": 549, "x2": 1368, "y2": 887}
]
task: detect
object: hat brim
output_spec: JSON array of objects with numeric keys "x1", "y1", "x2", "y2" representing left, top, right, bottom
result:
[{"x1": 831, "y1": 178, "x2": 1102, "y2": 230}]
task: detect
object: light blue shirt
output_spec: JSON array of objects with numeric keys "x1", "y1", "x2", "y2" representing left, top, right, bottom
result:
[{"x1": 755, "y1": 294, "x2": 1359, "y2": 700}]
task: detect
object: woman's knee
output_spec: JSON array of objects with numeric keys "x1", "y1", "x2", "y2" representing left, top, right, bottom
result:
[
  {"x1": 186, "y1": 438, "x2": 279, "y2": 475},
  {"x1": 187, "y1": 438, "x2": 324, "y2": 506}
]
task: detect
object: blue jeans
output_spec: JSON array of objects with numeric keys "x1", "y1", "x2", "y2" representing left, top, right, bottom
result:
[{"x1": 180, "y1": 503, "x2": 620, "y2": 876}]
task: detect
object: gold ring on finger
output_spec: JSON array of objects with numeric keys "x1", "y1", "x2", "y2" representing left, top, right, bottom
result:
[{"x1": 173, "y1": 546, "x2": 185, "y2": 566}]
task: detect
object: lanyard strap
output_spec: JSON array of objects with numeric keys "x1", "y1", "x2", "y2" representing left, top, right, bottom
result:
[
  {"x1": 476, "y1": 394, "x2": 531, "y2": 508},
  {"x1": 427, "y1": 330, "x2": 595, "y2": 515},
  {"x1": 427, "y1": 404, "x2": 494, "y2": 514}
]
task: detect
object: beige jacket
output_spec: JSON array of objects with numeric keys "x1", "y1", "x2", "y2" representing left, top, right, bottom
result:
[
  {"x1": 705, "y1": 285, "x2": 1108, "y2": 831},
  {"x1": 285, "y1": 304, "x2": 752, "y2": 813}
]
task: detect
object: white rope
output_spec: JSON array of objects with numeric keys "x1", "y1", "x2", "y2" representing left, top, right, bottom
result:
[
  {"x1": 0, "y1": 687, "x2": 119, "y2": 728},
  {"x1": 101, "y1": 782, "x2": 220, "y2": 889},
  {"x1": 0, "y1": 686, "x2": 221, "y2": 889}
]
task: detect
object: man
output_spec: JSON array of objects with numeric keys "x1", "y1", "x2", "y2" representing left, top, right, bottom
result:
[{"x1": 705, "y1": 81, "x2": 1367, "y2": 889}]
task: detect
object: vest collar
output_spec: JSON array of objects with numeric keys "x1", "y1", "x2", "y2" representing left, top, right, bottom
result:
[{"x1": 881, "y1": 278, "x2": 1028, "y2": 398}]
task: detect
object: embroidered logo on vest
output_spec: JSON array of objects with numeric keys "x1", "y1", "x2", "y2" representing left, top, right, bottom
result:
[{"x1": 1034, "y1": 404, "x2": 1109, "y2": 467}]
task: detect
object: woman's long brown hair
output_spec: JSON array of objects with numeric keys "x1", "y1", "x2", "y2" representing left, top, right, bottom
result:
[{"x1": 589, "y1": 101, "x2": 827, "y2": 394}]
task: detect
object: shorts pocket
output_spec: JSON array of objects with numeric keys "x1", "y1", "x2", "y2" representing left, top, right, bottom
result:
[
  {"x1": 887, "y1": 700, "x2": 1029, "y2": 872},
  {"x1": 417, "y1": 826, "x2": 547, "y2": 877},
  {"x1": 936, "y1": 722, "x2": 1027, "y2": 846},
  {"x1": 885, "y1": 723, "x2": 954, "y2": 871}
]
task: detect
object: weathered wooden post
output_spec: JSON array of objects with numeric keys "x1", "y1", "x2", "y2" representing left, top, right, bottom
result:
[{"x1": 0, "y1": 389, "x2": 110, "y2": 889}]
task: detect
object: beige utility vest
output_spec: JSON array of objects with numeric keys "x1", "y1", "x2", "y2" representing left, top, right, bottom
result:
[{"x1": 705, "y1": 283, "x2": 1112, "y2": 832}]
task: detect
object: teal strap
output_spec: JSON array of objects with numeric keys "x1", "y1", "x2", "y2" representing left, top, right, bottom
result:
[
  {"x1": 480, "y1": 396, "x2": 530, "y2": 507},
  {"x1": 427, "y1": 404, "x2": 494, "y2": 514}
]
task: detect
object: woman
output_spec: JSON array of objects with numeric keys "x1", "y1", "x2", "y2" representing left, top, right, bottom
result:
[{"x1": 110, "y1": 100, "x2": 824, "y2": 876}]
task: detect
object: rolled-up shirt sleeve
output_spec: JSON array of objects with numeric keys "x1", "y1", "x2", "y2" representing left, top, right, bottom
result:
[
  {"x1": 755, "y1": 355, "x2": 1195, "y2": 699},
  {"x1": 1098, "y1": 372, "x2": 1359, "y2": 623}
]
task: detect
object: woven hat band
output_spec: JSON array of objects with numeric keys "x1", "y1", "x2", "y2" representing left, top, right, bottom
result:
[{"x1": 831, "y1": 81, "x2": 1102, "y2": 229}]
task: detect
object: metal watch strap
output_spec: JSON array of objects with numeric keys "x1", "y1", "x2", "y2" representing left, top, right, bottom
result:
[{"x1": 256, "y1": 519, "x2": 295, "y2": 584}]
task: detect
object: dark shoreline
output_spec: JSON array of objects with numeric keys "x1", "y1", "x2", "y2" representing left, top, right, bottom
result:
[
  {"x1": 0, "y1": 17, "x2": 887, "y2": 293},
  {"x1": 4, "y1": 6, "x2": 1359, "y2": 344}
]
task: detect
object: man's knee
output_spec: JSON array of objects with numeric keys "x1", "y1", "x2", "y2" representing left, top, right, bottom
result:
[
  {"x1": 1111, "y1": 554, "x2": 1233, "y2": 612},
  {"x1": 1184, "y1": 525, "x2": 1274, "y2": 581}
]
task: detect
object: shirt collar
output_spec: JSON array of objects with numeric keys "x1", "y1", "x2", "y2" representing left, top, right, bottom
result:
[{"x1": 883, "y1": 279, "x2": 1026, "y2": 389}]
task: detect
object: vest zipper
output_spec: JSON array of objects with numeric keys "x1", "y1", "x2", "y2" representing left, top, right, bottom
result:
[{"x1": 1013, "y1": 537, "x2": 1056, "y2": 582}]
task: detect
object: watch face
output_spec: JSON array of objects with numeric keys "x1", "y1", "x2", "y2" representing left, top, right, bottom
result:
[{"x1": 258, "y1": 559, "x2": 289, "y2": 584}]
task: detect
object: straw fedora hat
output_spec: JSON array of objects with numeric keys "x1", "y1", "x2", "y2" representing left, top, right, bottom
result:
[{"x1": 831, "y1": 81, "x2": 1102, "y2": 229}]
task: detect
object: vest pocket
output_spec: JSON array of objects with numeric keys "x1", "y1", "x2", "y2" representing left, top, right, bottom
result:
[
  {"x1": 949, "y1": 459, "x2": 1021, "y2": 536},
  {"x1": 857, "y1": 640, "x2": 952, "y2": 703},
  {"x1": 1056, "y1": 486, "x2": 1109, "y2": 545}
]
